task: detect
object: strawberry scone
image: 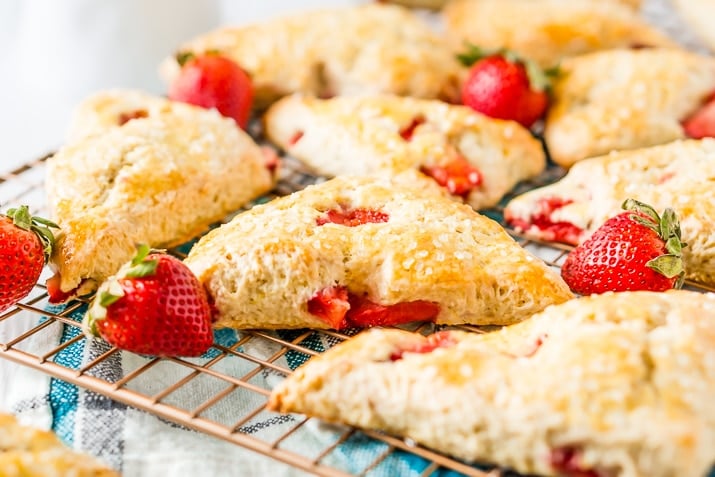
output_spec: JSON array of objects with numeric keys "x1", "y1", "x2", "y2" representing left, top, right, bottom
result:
[
  {"x1": 184, "y1": 175, "x2": 573, "y2": 330},
  {"x1": 46, "y1": 94, "x2": 277, "y2": 302},
  {"x1": 269, "y1": 290, "x2": 715, "y2": 477},
  {"x1": 504, "y1": 139, "x2": 715, "y2": 287},
  {"x1": 444, "y1": 0, "x2": 671, "y2": 68},
  {"x1": 264, "y1": 94, "x2": 545, "y2": 210},
  {"x1": 0, "y1": 413, "x2": 118, "y2": 476},
  {"x1": 545, "y1": 48, "x2": 715, "y2": 167},
  {"x1": 161, "y1": 4, "x2": 462, "y2": 109}
]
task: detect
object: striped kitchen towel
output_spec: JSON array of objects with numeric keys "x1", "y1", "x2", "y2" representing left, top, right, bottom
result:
[{"x1": 8, "y1": 303, "x2": 470, "y2": 477}]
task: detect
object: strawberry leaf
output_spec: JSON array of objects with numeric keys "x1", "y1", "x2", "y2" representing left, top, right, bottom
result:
[
  {"x1": 99, "y1": 291, "x2": 121, "y2": 308},
  {"x1": 456, "y1": 43, "x2": 496, "y2": 67},
  {"x1": 7, "y1": 205, "x2": 32, "y2": 230},
  {"x1": 629, "y1": 214, "x2": 659, "y2": 234},
  {"x1": 660, "y1": 208, "x2": 681, "y2": 240},
  {"x1": 176, "y1": 51, "x2": 195, "y2": 67},
  {"x1": 125, "y1": 260, "x2": 158, "y2": 278},
  {"x1": 623, "y1": 198, "x2": 659, "y2": 223},
  {"x1": 132, "y1": 244, "x2": 151, "y2": 266},
  {"x1": 6, "y1": 205, "x2": 59, "y2": 262},
  {"x1": 665, "y1": 236, "x2": 682, "y2": 255},
  {"x1": 647, "y1": 254, "x2": 683, "y2": 278}
]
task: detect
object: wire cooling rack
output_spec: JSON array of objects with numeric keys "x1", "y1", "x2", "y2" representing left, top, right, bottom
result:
[{"x1": 0, "y1": 152, "x2": 712, "y2": 477}]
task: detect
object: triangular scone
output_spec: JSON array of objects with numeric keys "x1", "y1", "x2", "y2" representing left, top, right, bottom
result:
[
  {"x1": 545, "y1": 48, "x2": 715, "y2": 167},
  {"x1": 185, "y1": 176, "x2": 572, "y2": 330},
  {"x1": 444, "y1": 0, "x2": 671, "y2": 68},
  {"x1": 46, "y1": 104, "x2": 276, "y2": 300},
  {"x1": 264, "y1": 95, "x2": 546, "y2": 210},
  {"x1": 269, "y1": 290, "x2": 715, "y2": 477},
  {"x1": 504, "y1": 139, "x2": 715, "y2": 286},
  {"x1": 0, "y1": 413, "x2": 118, "y2": 476},
  {"x1": 160, "y1": 4, "x2": 462, "y2": 109},
  {"x1": 65, "y1": 89, "x2": 208, "y2": 143}
]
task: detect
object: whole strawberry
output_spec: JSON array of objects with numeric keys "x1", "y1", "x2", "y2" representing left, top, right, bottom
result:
[
  {"x1": 169, "y1": 52, "x2": 254, "y2": 129},
  {"x1": 0, "y1": 206, "x2": 58, "y2": 313},
  {"x1": 561, "y1": 199, "x2": 685, "y2": 295},
  {"x1": 84, "y1": 245, "x2": 213, "y2": 357},
  {"x1": 458, "y1": 45, "x2": 557, "y2": 128}
]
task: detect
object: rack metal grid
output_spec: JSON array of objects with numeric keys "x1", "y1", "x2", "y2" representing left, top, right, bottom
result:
[{"x1": 0, "y1": 153, "x2": 711, "y2": 477}]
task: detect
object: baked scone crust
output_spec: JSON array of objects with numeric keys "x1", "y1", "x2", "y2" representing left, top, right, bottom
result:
[
  {"x1": 185, "y1": 175, "x2": 572, "y2": 330},
  {"x1": 160, "y1": 4, "x2": 462, "y2": 109},
  {"x1": 444, "y1": 0, "x2": 671, "y2": 68},
  {"x1": 0, "y1": 413, "x2": 118, "y2": 476},
  {"x1": 264, "y1": 94, "x2": 546, "y2": 210},
  {"x1": 65, "y1": 89, "x2": 207, "y2": 143},
  {"x1": 269, "y1": 290, "x2": 715, "y2": 477},
  {"x1": 504, "y1": 139, "x2": 715, "y2": 287},
  {"x1": 47, "y1": 98, "x2": 276, "y2": 296},
  {"x1": 545, "y1": 48, "x2": 715, "y2": 167}
]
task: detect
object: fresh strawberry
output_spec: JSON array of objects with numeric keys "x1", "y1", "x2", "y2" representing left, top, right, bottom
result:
[
  {"x1": 682, "y1": 93, "x2": 715, "y2": 139},
  {"x1": 0, "y1": 206, "x2": 58, "y2": 313},
  {"x1": 168, "y1": 52, "x2": 253, "y2": 129},
  {"x1": 307, "y1": 286, "x2": 440, "y2": 330},
  {"x1": 458, "y1": 45, "x2": 557, "y2": 128},
  {"x1": 561, "y1": 199, "x2": 686, "y2": 295},
  {"x1": 316, "y1": 207, "x2": 390, "y2": 227},
  {"x1": 420, "y1": 156, "x2": 482, "y2": 198},
  {"x1": 84, "y1": 245, "x2": 213, "y2": 357}
]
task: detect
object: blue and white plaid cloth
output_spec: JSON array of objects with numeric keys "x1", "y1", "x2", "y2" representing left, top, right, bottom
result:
[{"x1": 7, "y1": 303, "x2": 471, "y2": 477}]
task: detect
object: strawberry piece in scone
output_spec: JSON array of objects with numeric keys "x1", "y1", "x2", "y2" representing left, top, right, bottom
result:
[
  {"x1": 307, "y1": 285, "x2": 440, "y2": 330},
  {"x1": 505, "y1": 196, "x2": 585, "y2": 245},
  {"x1": 683, "y1": 94, "x2": 715, "y2": 139}
]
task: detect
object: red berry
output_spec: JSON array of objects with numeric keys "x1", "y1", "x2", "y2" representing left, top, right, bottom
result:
[
  {"x1": 0, "y1": 206, "x2": 57, "y2": 313},
  {"x1": 457, "y1": 46, "x2": 555, "y2": 128},
  {"x1": 169, "y1": 54, "x2": 253, "y2": 129},
  {"x1": 85, "y1": 247, "x2": 213, "y2": 357},
  {"x1": 683, "y1": 94, "x2": 715, "y2": 139},
  {"x1": 561, "y1": 200, "x2": 685, "y2": 295}
]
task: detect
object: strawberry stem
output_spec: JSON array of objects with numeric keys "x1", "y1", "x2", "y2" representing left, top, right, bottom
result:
[
  {"x1": 621, "y1": 199, "x2": 687, "y2": 285},
  {"x1": 455, "y1": 43, "x2": 559, "y2": 92},
  {"x1": 5, "y1": 205, "x2": 59, "y2": 262}
]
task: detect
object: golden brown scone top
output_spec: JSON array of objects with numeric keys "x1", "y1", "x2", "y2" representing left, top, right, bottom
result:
[
  {"x1": 269, "y1": 290, "x2": 715, "y2": 477},
  {"x1": 65, "y1": 89, "x2": 208, "y2": 143},
  {"x1": 47, "y1": 102, "x2": 275, "y2": 296},
  {"x1": 443, "y1": 0, "x2": 671, "y2": 68},
  {"x1": 504, "y1": 138, "x2": 715, "y2": 287},
  {"x1": 545, "y1": 48, "x2": 715, "y2": 167},
  {"x1": 0, "y1": 413, "x2": 118, "y2": 477},
  {"x1": 161, "y1": 4, "x2": 463, "y2": 109},
  {"x1": 186, "y1": 175, "x2": 572, "y2": 330},
  {"x1": 264, "y1": 94, "x2": 545, "y2": 210}
]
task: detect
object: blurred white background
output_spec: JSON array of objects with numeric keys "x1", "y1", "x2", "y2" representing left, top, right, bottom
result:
[{"x1": 0, "y1": 0, "x2": 357, "y2": 174}]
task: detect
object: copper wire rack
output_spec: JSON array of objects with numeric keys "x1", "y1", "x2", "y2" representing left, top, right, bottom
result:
[{"x1": 0, "y1": 153, "x2": 712, "y2": 477}]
